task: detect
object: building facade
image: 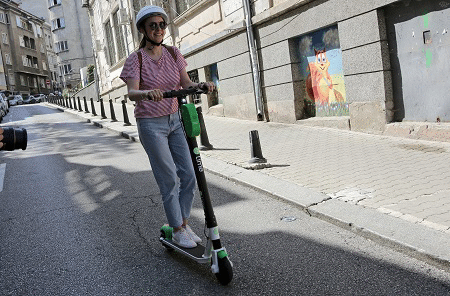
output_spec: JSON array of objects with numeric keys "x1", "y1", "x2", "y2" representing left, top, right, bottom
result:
[
  {"x1": 84, "y1": 0, "x2": 450, "y2": 133},
  {"x1": 20, "y1": 0, "x2": 94, "y2": 92},
  {"x1": 0, "y1": 0, "x2": 53, "y2": 95}
]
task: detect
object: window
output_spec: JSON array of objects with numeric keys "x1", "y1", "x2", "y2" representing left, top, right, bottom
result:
[
  {"x1": 2, "y1": 33, "x2": 8, "y2": 44},
  {"x1": 5, "y1": 53, "x2": 11, "y2": 65},
  {"x1": 104, "y1": 20, "x2": 116, "y2": 65},
  {"x1": 48, "y1": 0, "x2": 61, "y2": 7},
  {"x1": 8, "y1": 69, "x2": 14, "y2": 85},
  {"x1": 20, "y1": 75, "x2": 26, "y2": 86},
  {"x1": 22, "y1": 55, "x2": 36, "y2": 68},
  {"x1": 43, "y1": 61, "x2": 47, "y2": 70},
  {"x1": 187, "y1": 70, "x2": 200, "y2": 103},
  {"x1": 33, "y1": 57, "x2": 38, "y2": 68},
  {"x1": 16, "y1": 17, "x2": 33, "y2": 31},
  {"x1": 46, "y1": 34, "x2": 52, "y2": 49},
  {"x1": 60, "y1": 64, "x2": 72, "y2": 75},
  {"x1": 0, "y1": 13, "x2": 5, "y2": 23},
  {"x1": 112, "y1": 10, "x2": 126, "y2": 60},
  {"x1": 52, "y1": 18, "x2": 65, "y2": 30},
  {"x1": 19, "y1": 36, "x2": 36, "y2": 50},
  {"x1": 5, "y1": 13, "x2": 9, "y2": 24},
  {"x1": 55, "y1": 40, "x2": 68, "y2": 52},
  {"x1": 24, "y1": 36, "x2": 30, "y2": 48},
  {"x1": 40, "y1": 43, "x2": 45, "y2": 53},
  {"x1": 175, "y1": 0, "x2": 200, "y2": 15},
  {"x1": 16, "y1": 16, "x2": 22, "y2": 28}
]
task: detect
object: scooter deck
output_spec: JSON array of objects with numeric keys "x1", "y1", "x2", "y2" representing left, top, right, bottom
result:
[{"x1": 160, "y1": 238, "x2": 211, "y2": 263}]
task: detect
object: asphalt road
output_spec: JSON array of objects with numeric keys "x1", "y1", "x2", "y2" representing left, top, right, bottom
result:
[{"x1": 1, "y1": 104, "x2": 450, "y2": 295}]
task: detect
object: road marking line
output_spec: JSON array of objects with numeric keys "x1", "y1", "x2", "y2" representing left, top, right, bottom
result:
[{"x1": 0, "y1": 163, "x2": 5, "y2": 192}]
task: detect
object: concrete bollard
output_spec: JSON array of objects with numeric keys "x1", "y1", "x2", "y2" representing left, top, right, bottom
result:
[
  {"x1": 100, "y1": 98, "x2": 107, "y2": 119},
  {"x1": 90, "y1": 98, "x2": 97, "y2": 116},
  {"x1": 196, "y1": 106, "x2": 213, "y2": 150},
  {"x1": 248, "y1": 130, "x2": 266, "y2": 163},
  {"x1": 122, "y1": 100, "x2": 131, "y2": 126},
  {"x1": 109, "y1": 99, "x2": 117, "y2": 122},
  {"x1": 77, "y1": 97, "x2": 83, "y2": 112},
  {"x1": 83, "y1": 96, "x2": 89, "y2": 113},
  {"x1": 69, "y1": 97, "x2": 73, "y2": 109},
  {"x1": 73, "y1": 97, "x2": 78, "y2": 110}
]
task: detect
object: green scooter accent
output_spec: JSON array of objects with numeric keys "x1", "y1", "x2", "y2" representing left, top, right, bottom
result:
[
  {"x1": 180, "y1": 104, "x2": 200, "y2": 138},
  {"x1": 217, "y1": 250, "x2": 228, "y2": 259},
  {"x1": 160, "y1": 225, "x2": 173, "y2": 240}
]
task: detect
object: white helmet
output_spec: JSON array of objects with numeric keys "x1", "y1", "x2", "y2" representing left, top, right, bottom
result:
[{"x1": 135, "y1": 5, "x2": 168, "y2": 28}]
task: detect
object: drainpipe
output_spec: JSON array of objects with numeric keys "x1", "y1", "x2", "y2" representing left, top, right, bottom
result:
[{"x1": 242, "y1": 0, "x2": 264, "y2": 121}]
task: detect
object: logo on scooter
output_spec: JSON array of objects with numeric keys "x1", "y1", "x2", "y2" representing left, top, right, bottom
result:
[
  {"x1": 196, "y1": 155, "x2": 204, "y2": 172},
  {"x1": 193, "y1": 147, "x2": 200, "y2": 155}
]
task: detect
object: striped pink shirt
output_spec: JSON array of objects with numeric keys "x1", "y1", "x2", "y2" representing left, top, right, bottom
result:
[{"x1": 120, "y1": 46, "x2": 188, "y2": 118}]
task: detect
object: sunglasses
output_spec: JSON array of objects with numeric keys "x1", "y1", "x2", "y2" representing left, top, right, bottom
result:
[{"x1": 147, "y1": 21, "x2": 167, "y2": 30}]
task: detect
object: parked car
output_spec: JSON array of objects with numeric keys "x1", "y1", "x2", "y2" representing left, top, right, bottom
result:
[
  {"x1": 0, "y1": 92, "x2": 9, "y2": 115},
  {"x1": 33, "y1": 94, "x2": 46, "y2": 102},
  {"x1": 23, "y1": 95, "x2": 37, "y2": 104},
  {"x1": 8, "y1": 95, "x2": 23, "y2": 106}
]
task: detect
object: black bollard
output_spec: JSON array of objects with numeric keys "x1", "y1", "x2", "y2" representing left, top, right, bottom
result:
[
  {"x1": 122, "y1": 100, "x2": 131, "y2": 126},
  {"x1": 77, "y1": 96, "x2": 83, "y2": 112},
  {"x1": 109, "y1": 99, "x2": 117, "y2": 122},
  {"x1": 196, "y1": 106, "x2": 213, "y2": 150},
  {"x1": 100, "y1": 98, "x2": 107, "y2": 119},
  {"x1": 248, "y1": 130, "x2": 267, "y2": 163},
  {"x1": 90, "y1": 98, "x2": 97, "y2": 116},
  {"x1": 83, "y1": 96, "x2": 89, "y2": 113}
]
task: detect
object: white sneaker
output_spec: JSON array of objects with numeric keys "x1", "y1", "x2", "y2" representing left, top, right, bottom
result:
[
  {"x1": 183, "y1": 225, "x2": 202, "y2": 243},
  {"x1": 172, "y1": 228, "x2": 197, "y2": 248}
]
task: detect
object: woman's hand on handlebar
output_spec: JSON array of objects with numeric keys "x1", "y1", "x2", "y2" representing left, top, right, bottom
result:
[
  {"x1": 144, "y1": 89, "x2": 163, "y2": 102},
  {"x1": 197, "y1": 82, "x2": 215, "y2": 94}
]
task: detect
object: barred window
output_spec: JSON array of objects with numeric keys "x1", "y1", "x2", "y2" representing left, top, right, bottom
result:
[
  {"x1": 133, "y1": 0, "x2": 152, "y2": 15},
  {"x1": 104, "y1": 20, "x2": 116, "y2": 65},
  {"x1": 112, "y1": 10, "x2": 126, "y2": 60},
  {"x1": 175, "y1": 0, "x2": 200, "y2": 15},
  {"x1": 133, "y1": 1, "x2": 170, "y2": 18}
]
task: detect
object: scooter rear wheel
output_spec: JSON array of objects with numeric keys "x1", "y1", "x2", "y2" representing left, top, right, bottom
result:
[{"x1": 215, "y1": 257, "x2": 233, "y2": 285}]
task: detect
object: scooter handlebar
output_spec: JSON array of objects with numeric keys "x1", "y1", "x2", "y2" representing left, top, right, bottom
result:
[{"x1": 163, "y1": 87, "x2": 206, "y2": 98}]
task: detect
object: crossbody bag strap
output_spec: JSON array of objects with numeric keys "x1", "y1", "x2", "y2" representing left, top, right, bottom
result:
[
  {"x1": 162, "y1": 44, "x2": 177, "y2": 63},
  {"x1": 137, "y1": 51, "x2": 143, "y2": 90}
]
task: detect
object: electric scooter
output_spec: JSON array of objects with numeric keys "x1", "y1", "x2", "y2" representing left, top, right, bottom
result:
[{"x1": 159, "y1": 87, "x2": 233, "y2": 286}]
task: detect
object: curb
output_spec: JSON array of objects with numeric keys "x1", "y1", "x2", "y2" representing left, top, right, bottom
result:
[{"x1": 51, "y1": 103, "x2": 450, "y2": 272}]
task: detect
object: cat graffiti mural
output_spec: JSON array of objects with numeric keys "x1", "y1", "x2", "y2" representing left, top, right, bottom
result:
[{"x1": 298, "y1": 26, "x2": 348, "y2": 117}]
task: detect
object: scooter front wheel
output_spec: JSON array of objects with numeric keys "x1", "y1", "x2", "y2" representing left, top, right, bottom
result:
[{"x1": 215, "y1": 257, "x2": 233, "y2": 285}]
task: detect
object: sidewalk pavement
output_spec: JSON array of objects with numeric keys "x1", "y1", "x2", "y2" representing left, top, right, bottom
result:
[{"x1": 47, "y1": 100, "x2": 450, "y2": 271}]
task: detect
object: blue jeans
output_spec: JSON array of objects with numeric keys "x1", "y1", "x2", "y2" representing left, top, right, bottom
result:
[{"x1": 137, "y1": 112, "x2": 196, "y2": 228}]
